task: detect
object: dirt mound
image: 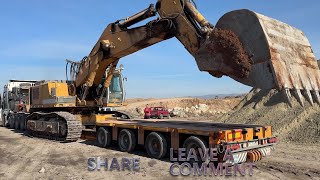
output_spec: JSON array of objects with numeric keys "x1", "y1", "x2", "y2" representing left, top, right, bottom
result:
[
  {"x1": 218, "y1": 89, "x2": 320, "y2": 143},
  {"x1": 119, "y1": 97, "x2": 241, "y2": 120},
  {"x1": 206, "y1": 28, "x2": 253, "y2": 78}
]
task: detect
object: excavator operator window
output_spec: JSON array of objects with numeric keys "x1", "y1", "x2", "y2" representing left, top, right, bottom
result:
[
  {"x1": 108, "y1": 74, "x2": 124, "y2": 104},
  {"x1": 110, "y1": 75, "x2": 122, "y2": 92}
]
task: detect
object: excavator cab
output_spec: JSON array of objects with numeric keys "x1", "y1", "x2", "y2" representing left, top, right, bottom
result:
[
  {"x1": 100, "y1": 68, "x2": 125, "y2": 107},
  {"x1": 66, "y1": 59, "x2": 125, "y2": 107}
]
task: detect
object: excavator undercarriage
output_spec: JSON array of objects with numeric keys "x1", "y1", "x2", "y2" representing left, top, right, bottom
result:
[{"x1": 27, "y1": 112, "x2": 82, "y2": 142}]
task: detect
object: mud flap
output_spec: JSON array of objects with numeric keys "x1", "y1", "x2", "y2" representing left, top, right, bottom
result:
[
  {"x1": 226, "y1": 151, "x2": 248, "y2": 164},
  {"x1": 258, "y1": 146, "x2": 274, "y2": 157}
]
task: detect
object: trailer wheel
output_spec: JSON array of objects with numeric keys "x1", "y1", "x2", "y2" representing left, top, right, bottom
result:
[
  {"x1": 118, "y1": 129, "x2": 136, "y2": 152},
  {"x1": 183, "y1": 136, "x2": 208, "y2": 163},
  {"x1": 159, "y1": 114, "x2": 164, "y2": 119},
  {"x1": 145, "y1": 132, "x2": 167, "y2": 159},
  {"x1": 97, "y1": 127, "x2": 111, "y2": 148}
]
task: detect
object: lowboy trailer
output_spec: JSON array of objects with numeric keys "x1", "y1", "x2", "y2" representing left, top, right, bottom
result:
[{"x1": 79, "y1": 117, "x2": 276, "y2": 163}]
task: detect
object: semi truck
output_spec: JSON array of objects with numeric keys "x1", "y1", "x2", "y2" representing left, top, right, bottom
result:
[{"x1": 0, "y1": 80, "x2": 36, "y2": 128}]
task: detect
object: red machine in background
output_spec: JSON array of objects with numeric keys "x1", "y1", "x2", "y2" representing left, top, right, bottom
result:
[{"x1": 144, "y1": 105, "x2": 170, "y2": 119}]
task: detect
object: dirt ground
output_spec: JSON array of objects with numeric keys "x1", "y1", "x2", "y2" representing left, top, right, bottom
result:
[
  {"x1": 123, "y1": 97, "x2": 241, "y2": 111},
  {"x1": 218, "y1": 89, "x2": 320, "y2": 143},
  {"x1": 0, "y1": 127, "x2": 319, "y2": 180},
  {"x1": 119, "y1": 97, "x2": 242, "y2": 119},
  {"x1": 1, "y1": 91, "x2": 320, "y2": 180}
]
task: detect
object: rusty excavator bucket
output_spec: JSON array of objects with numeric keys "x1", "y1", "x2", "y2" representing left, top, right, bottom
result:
[{"x1": 197, "y1": 9, "x2": 320, "y2": 106}]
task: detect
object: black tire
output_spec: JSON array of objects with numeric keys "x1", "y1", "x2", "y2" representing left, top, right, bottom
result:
[
  {"x1": 1, "y1": 115, "x2": 5, "y2": 127},
  {"x1": 19, "y1": 117, "x2": 23, "y2": 131},
  {"x1": 9, "y1": 115, "x2": 14, "y2": 129},
  {"x1": 159, "y1": 114, "x2": 164, "y2": 119},
  {"x1": 183, "y1": 136, "x2": 208, "y2": 163},
  {"x1": 145, "y1": 132, "x2": 168, "y2": 159},
  {"x1": 20, "y1": 118, "x2": 25, "y2": 131},
  {"x1": 22, "y1": 121, "x2": 26, "y2": 131},
  {"x1": 3, "y1": 116, "x2": 9, "y2": 127},
  {"x1": 9, "y1": 121, "x2": 14, "y2": 129},
  {"x1": 97, "y1": 127, "x2": 111, "y2": 148},
  {"x1": 118, "y1": 129, "x2": 137, "y2": 152},
  {"x1": 14, "y1": 118, "x2": 20, "y2": 130},
  {"x1": 11, "y1": 114, "x2": 20, "y2": 130}
]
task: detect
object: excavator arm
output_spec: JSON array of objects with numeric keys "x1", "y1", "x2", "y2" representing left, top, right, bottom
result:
[
  {"x1": 72, "y1": 4, "x2": 175, "y2": 103},
  {"x1": 70, "y1": 0, "x2": 320, "y2": 106}
]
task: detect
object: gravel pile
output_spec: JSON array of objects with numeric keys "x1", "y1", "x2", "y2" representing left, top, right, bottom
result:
[{"x1": 218, "y1": 88, "x2": 320, "y2": 143}]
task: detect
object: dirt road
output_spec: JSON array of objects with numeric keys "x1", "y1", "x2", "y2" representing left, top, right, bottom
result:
[{"x1": 0, "y1": 127, "x2": 319, "y2": 180}]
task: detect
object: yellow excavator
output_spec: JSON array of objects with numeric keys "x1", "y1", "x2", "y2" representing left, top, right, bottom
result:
[{"x1": 15, "y1": 0, "x2": 319, "y2": 160}]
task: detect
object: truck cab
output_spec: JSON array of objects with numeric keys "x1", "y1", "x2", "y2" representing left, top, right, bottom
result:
[{"x1": 1, "y1": 80, "x2": 36, "y2": 127}]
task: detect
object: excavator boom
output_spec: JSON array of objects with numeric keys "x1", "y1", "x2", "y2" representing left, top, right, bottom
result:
[{"x1": 71, "y1": 0, "x2": 319, "y2": 106}]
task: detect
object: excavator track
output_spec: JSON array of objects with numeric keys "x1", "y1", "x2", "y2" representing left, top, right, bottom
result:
[{"x1": 26, "y1": 112, "x2": 82, "y2": 142}]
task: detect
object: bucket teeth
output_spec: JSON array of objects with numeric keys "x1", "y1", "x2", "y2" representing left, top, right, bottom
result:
[
  {"x1": 311, "y1": 90, "x2": 320, "y2": 104},
  {"x1": 302, "y1": 90, "x2": 314, "y2": 105},
  {"x1": 284, "y1": 89, "x2": 320, "y2": 106},
  {"x1": 291, "y1": 89, "x2": 304, "y2": 107},
  {"x1": 282, "y1": 88, "x2": 292, "y2": 107}
]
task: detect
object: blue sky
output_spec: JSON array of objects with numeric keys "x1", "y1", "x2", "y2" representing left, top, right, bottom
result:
[{"x1": 0, "y1": 0, "x2": 319, "y2": 98}]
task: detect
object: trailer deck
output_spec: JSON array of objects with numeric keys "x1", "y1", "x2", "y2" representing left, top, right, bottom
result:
[{"x1": 81, "y1": 118, "x2": 276, "y2": 163}]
